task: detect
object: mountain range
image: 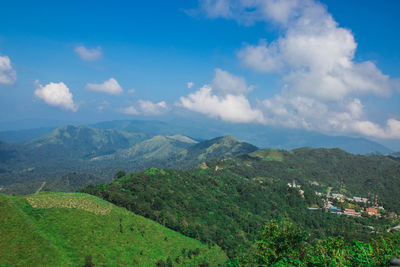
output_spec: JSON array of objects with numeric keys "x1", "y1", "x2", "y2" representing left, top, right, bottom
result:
[
  {"x1": 0, "y1": 119, "x2": 394, "y2": 154},
  {"x1": 0, "y1": 125, "x2": 257, "y2": 194},
  {"x1": 0, "y1": 120, "x2": 398, "y2": 196}
]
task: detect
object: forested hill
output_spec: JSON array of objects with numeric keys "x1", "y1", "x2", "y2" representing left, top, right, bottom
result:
[
  {"x1": 82, "y1": 147, "x2": 400, "y2": 257},
  {"x1": 160, "y1": 135, "x2": 259, "y2": 169},
  {"x1": 247, "y1": 148, "x2": 400, "y2": 213}
]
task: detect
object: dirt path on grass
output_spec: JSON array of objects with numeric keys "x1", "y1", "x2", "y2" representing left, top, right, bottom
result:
[{"x1": 35, "y1": 181, "x2": 46, "y2": 194}]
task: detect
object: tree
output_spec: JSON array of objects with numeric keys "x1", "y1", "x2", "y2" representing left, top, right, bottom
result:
[
  {"x1": 114, "y1": 170, "x2": 126, "y2": 180},
  {"x1": 256, "y1": 219, "x2": 308, "y2": 265}
]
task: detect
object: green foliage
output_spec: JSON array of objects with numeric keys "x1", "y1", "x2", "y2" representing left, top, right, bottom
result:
[
  {"x1": 82, "y1": 156, "x2": 391, "y2": 257},
  {"x1": 114, "y1": 170, "x2": 126, "y2": 179},
  {"x1": 256, "y1": 219, "x2": 308, "y2": 265},
  {"x1": 252, "y1": 220, "x2": 400, "y2": 266},
  {"x1": 0, "y1": 192, "x2": 227, "y2": 266}
]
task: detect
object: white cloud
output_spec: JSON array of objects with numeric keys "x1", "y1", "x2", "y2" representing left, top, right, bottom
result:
[
  {"x1": 179, "y1": 84, "x2": 265, "y2": 125},
  {"x1": 352, "y1": 119, "x2": 400, "y2": 139},
  {"x1": 197, "y1": 0, "x2": 400, "y2": 139},
  {"x1": 212, "y1": 68, "x2": 253, "y2": 94},
  {"x1": 0, "y1": 55, "x2": 16, "y2": 85},
  {"x1": 236, "y1": 1, "x2": 392, "y2": 101},
  {"x1": 122, "y1": 105, "x2": 140, "y2": 115},
  {"x1": 260, "y1": 95, "x2": 400, "y2": 139},
  {"x1": 74, "y1": 45, "x2": 102, "y2": 61},
  {"x1": 139, "y1": 100, "x2": 168, "y2": 115},
  {"x1": 187, "y1": 82, "x2": 194, "y2": 89},
  {"x1": 127, "y1": 88, "x2": 136, "y2": 94},
  {"x1": 179, "y1": 69, "x2": 264, "y2": 123},
  {"x1": 86, "y1": 78, "x2": 123, "y2": 95},
  {"x1": 34, "y1": 81, "x2": 77, "y2": 111},
  {"x1": 238, "y1": 40, "x2": 283, "y2": 72}
]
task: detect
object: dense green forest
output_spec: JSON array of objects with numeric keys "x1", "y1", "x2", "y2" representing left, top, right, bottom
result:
[{"x1": 82, "y1": 147, "x2": 400, "y2": 258}]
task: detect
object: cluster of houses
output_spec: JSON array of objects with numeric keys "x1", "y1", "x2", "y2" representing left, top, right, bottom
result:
[
  {"x1": 327, "y1": 205, "x2": 382, "y2": 217},
  {"x1": 296, "y1": 180, "x2": 399, "y2": 219}
]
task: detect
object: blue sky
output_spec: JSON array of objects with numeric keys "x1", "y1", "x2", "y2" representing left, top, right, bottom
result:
[{"x1": 0, "y1": 0, "x2": 400, "y2": 147}]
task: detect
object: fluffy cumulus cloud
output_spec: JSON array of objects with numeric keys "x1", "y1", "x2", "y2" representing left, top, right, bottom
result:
[
  {"x1": 86, "y1": 78, "x2": 123, "y2": 95},
  {"x1": 179, "y1": 69, "x2": 265, "y2": 123},
  {"x1": 122, "y1": 100, "x2": 168, "y2": 116},
  {"x1": 34, "y1": 81, "x2": 77, "y2": 111},
  {"x1": 0, "y1": 55, "x2": 16, "y2": 85},
  {"x1": 74, "y1": 45, "x2": 102, "y2": 61},
  {"x1": 197, "y1": 0, "x2": 400, "y2": 139}
]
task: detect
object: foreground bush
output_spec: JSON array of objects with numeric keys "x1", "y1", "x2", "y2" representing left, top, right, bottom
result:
[{"x1": 246, "y1": 219, "x2": 400, "y2": 266}]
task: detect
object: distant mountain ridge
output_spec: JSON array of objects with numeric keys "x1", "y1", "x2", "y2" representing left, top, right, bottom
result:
[
  {"x1": 0, "y1": 125, "x2": 257, "y2": 194},
  {"x1": 23, "y1": 125, "x2": 148, "y2": 159},
  {"x1": 0, "y1": 119, "x2": 393, "y2": 154},
  {"x1": 90, "y1": 120, "x2": 392, "y2": 155}
]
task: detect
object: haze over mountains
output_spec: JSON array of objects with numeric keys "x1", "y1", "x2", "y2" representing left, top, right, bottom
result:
[
  {"x1": 0, "y1": 123, "x2": 258, "y2": 194},
  {"x1": 0, "y1": 119, "x2": 394, "y2": 154}
]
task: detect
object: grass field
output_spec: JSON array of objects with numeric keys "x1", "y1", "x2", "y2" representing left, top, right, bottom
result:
[
  {"x1": 0, "y1": 192, "x2": 227, "y2": 266},
  {"x1": 249, "y1": 149, "x2": 284, "y2": 162}
]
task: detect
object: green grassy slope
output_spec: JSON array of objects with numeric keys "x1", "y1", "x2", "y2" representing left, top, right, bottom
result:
[{"x1": 0, "y1": 192, "x2": 227, "y2": 266}]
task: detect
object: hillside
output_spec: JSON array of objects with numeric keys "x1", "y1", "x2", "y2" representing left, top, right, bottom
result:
[
  {"x1": 0, "y1": 192, "x2": 227, "y2": 266},
  {"x1": 91, "y1": 135, "x2": 197, "y2": 162},
  {"x1": 82, "y1": 147, "x2": 400, "y2": 257},
  {"x1": 23, "y1": 125, "x2": 148, "y2": 159},
  {"x1": 161, "y1": 135, "x2": 259, "y2": 169}
]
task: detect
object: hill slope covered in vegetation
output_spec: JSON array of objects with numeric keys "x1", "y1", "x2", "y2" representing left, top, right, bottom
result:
[
  {"x1": 82, "y1": 147, "x2": 400, "y2": 257},
  {"x1": 0, "y1": 192, "x2": 227, "y2": 266}
]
